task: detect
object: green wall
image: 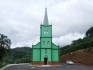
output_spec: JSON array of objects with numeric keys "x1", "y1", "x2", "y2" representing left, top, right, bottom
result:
[
  {"x1": 52, "y1": 49, "x2": 59, "y2": 61},
  {"x1": 41, "y1": 49, "x2": 51, "y2": 61},
  {"x1": 33, "y1": 49, "x2": 40, "y2": 61}
]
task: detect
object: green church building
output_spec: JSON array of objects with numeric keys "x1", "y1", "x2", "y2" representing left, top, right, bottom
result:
[{"x1": 32, "y1": 8, "x2": 59, "y2": 65}]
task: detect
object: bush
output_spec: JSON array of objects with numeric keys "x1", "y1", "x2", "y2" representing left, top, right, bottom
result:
[{"x1": 0, "y1": 61, "x2": 7, "y2": 69}]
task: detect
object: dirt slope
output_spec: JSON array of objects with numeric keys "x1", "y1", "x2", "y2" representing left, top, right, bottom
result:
[{"x1": 60, "y1": 49, "x2": 93, "y2": 65}]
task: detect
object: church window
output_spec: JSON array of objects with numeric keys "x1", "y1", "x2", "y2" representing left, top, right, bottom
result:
[
  {"x1": 47, "y1": 41, "x2": 50, "y2": 45},
  {"x1": 43, "y1": 41, "x2": 45, "y2": 45}
]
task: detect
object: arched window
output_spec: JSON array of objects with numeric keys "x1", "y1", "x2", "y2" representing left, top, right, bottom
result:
[
  {"x1": 47, "y1": 41, "x2": 50, "y2": 45},
  {"x1": 43, "y1": 41, "x2": 45, "y2": 45}
]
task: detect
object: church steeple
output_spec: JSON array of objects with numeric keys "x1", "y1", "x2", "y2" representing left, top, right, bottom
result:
[
  {"x1": 32, "y1": 7, "x2": 59, "y2": 65},
  {"x1": 43, "y1": 8, "x2": 49, "y2": 25}
]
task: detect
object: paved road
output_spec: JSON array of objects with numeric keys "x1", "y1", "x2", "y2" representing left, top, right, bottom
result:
[{"x1": 1, "y1": 64, "x2": 93, "y2": 70}]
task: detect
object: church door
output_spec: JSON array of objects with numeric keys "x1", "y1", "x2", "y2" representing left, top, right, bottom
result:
[{"x1": 44, "y1": 57, "x2": 47, "y2": 65}]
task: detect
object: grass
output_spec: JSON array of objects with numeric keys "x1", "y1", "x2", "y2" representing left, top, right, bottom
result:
[
  {"x1": 0, "y1": 62, "x2": 4, "y2": 68},
  {"x1": 0, "y1": 61, "x2": 7, "y2": 69}
]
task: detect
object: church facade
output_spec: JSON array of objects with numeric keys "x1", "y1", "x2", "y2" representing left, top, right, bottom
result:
[{"x1": 32, "y1": 8, "x2": 59, "y2": 65}]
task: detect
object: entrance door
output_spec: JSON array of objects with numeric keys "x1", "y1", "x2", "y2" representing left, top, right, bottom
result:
[{"x1": 44, "y1": 58, "x2": 47, "y2": 65}]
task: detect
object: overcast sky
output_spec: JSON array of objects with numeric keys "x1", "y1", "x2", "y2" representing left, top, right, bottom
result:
[{"x1": 0, "y1": 0, "x2": 93, "y2": 48}]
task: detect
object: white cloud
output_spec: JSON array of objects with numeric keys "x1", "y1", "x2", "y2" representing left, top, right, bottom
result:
[
  {"x1": 53, "y1": 32, "x2": 84, "y2": 47},
  {"x1": 11, "y1": 32, "x2": 84, "y2": 48},
  {"x1": 0, "y1": 0, "x2": 93, "y2": 48}
]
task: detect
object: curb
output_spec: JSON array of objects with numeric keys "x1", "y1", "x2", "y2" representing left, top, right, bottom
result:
[
  {"x1": 0, "y1": 64, "x2": 13, "y2": 70},
  {"x1": 0, "y1": 63, "x2": 30, "y2": 70}
]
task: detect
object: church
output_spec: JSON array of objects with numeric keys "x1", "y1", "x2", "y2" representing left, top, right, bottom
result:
[{"x1": 32, "y1": 8, "x2": 59, "y2": 65}]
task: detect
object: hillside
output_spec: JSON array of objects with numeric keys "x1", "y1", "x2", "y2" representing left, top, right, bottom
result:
[
  {"x1": 5, "y1": 47, "x2": 32, "y2": 64},
  {"x1": 61, "y1": 48, "x2": 93, "y2": 65},
  {"x1": 60, "y1": 26, "x2": 93, "y2": 65}
]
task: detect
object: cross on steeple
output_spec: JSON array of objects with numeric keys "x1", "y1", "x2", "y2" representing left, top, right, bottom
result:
[{"x1": 43, "y1": 8, "x2": 49, "y2": 25}]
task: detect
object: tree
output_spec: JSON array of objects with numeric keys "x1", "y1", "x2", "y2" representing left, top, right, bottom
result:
[
  {"x1": 86, "y1": 26, "x2": 93, "y2": 37},
  {"x1": 0, "y1": 34, "x2": 11, "y2": 61},
  {"x1": 60, "y1": 27, "x2": 93, "y2": 56}
]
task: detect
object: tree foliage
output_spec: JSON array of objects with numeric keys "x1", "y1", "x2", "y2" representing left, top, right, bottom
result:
[
  {"x1": 5, "y1": 47, "x2": 32, "y2": 64},
  {"x1": 0, "y1": 34, "x2": 11, "y2": 61},
  {"x1": 86, "y1": 26, "x2": 93, "y2": 37},
  {"x1": 60, "y1": 26, "x2": 93, "y2": 56}
]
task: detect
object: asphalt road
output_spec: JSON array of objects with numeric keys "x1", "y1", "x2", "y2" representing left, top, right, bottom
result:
[{"x1": 1, "y1": 64, "x2": 93, "y2": 70}]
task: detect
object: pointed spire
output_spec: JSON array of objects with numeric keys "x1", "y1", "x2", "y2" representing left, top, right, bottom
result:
[{"x1": 43, "y1": 8, "x2": 49, "y2": 25}]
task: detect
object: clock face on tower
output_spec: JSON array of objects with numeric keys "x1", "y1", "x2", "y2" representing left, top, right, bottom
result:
[{"x1": 44, "y1": 30, "x2": 48, "y2": 34}]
